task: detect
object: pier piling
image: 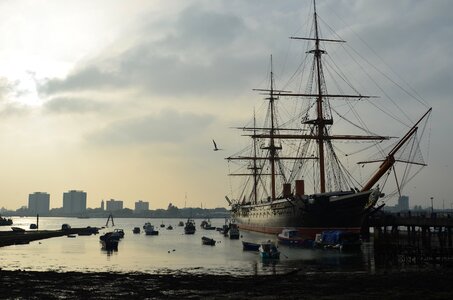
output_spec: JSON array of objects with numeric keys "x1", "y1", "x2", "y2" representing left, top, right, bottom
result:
[{"x1": 368, "y1": 213, "x2": 453, "y2": 265}]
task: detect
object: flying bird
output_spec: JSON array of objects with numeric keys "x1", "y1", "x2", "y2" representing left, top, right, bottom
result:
[{"x1": 212, "y1": 139, "x2": 223, "y2": 151}]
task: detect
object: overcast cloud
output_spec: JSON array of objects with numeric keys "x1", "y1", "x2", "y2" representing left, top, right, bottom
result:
[
  {"x1": 0, "y1": 0, "x2": 450, "y2": 209},
  {"x1": 88, "y1": 109, "x2": 214, "y2": 145}
]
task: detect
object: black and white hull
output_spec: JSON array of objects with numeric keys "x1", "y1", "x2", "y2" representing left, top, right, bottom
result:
[{"x1": 232, "y1": 189, "x2": 379, "y2": 239}]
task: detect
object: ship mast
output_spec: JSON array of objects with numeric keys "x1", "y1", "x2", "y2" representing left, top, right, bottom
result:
[
  {"x1": 313, "y1": 0, "x2": 327, "y2": 193},
  {"x1": 227, "y1": 56, "x2": 285, "y2": 203},
  {"x1": 255, "y1": 56, "x2": 281, "y2": 201},
  {"x1": 227, "y1": 0, "x2": 431, "y2": 204},
  {"x1": 230, "y1": 0, "x2": 385, "y2": 198},
  {"x1": 252, "y1": 111, "x2": 259, "y2": 204},
  {"x1": 263, "y1": 0, "x2": 382, "y2": 194},
  {"x1": 360, "y1": 107, "x2": 432, "y2": 191},
  {"x1": 268, "y1": 56, "x2": 278, "y2": 200}
]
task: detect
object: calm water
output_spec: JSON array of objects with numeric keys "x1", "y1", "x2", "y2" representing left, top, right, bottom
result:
[{"x1": 0, "y1": 217, "x2": 376, "y2": 275}]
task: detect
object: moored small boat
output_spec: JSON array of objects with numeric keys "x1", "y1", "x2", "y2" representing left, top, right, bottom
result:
[
  {"x1": 219, "y1": 224, "x2": 229, "y2": 236},
  {"x1": 201, "y1": 236, "x2": 216, "y2": 246},
  {"x1": 229, "y1": 223, "x2": 240, "y2": 239},
  {"x1": 277, "y1": 228, "x2": 313, "y2": 247},
  {"x1": 112, "y1": 229, "x2": 125, "y2": 239},
  {"x1": 87, "y1": 226, "x2": 99, "y2": 234},
  {"x1": 99, "y1": 232, "x2": 120, "y2": 251},
  {"x1": 133, "y1": 227, "x2": 141, "y2": 234},
  {"x1": 78, "y1": 226, "x2": 99, "y2": 236},
  {"x1": 100, "y1": 239, "x2": 119, "y2": 251},
  {"x1": 144, "y1": 223, "x2": 159, "y2": 235},
  {"x1": 184, "y1": 218, "x2": 196, "y2": 234},
  {"x1": 259, "y1": 241, "x2": 280, "y2": 259},
  {"x1": 314, "y1": 230, "x2": 361, "y2": 251},
  {"x1": 0, "y1": 216, "x2": 13, "y2": 226},
  {"x1": 242, "y1": 241, "x2": 260, "y2": 251},
  {"x1": 100, "y1": 232, "x2": 120, "y2": 242},
  {"x1": 11, "y1": 227, "x2": 25, "y2": 233},
  {"x1": 201, "y1": 219, "x2": 216, "y2": 230}
]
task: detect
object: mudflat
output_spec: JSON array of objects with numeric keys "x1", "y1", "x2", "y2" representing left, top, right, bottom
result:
[{"x1": 1, "y1": 268, "x2": 453, "y2": 299}]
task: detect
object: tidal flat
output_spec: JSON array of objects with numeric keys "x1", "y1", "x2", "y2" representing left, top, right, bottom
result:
[
  {"x1": 2, "y1": 217, "x2": 453, "y2": 298},
  {"x1": 1, "y1": 268, "x2": 453, "y2": 299}
]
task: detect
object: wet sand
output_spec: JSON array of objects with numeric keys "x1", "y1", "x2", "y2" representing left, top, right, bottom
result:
[{"x1": 1, "y1": 268, "x2": 453, "y2": 299}]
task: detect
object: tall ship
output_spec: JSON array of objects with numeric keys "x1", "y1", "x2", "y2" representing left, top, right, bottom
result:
[{"x1": 225, "y1": 1, "x2": 431, "y2": 238}]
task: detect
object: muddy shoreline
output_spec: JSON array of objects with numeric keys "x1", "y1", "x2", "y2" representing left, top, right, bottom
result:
[{"x1": 1, "y1": 268, "x2": 453, "y2": 299}]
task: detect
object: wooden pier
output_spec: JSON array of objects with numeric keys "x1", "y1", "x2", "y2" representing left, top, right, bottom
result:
[
  {"x1": 0, "y1": 227, "x2": 99, "y2": 247},
  {"x1": 365, "y1": 213, "x2": 453, "y2": 265}
]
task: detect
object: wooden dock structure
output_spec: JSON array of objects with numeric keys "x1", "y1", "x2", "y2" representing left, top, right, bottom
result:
[
  {"x1": 365, "y1": 212, "x2": 453, "y2": 265},
  {"x1": 0, "y1": 227, "x2": 99, "y2": 247}
]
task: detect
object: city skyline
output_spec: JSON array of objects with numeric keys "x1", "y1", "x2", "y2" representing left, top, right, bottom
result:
[
  {"x1": 3, "y1": 189, "x2": 210, "y2": 210},
  {"x1": 0, "y1": 1, "x2": 451, "y2": 210},
  {"x1": 7, "y1": 190, "x2": 444, "y2": 213},
  {"x1": 17, "y1": 190, "x2": 153, "y2": 211}
]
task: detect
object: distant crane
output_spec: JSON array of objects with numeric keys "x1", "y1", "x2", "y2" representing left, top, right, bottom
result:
[{"x1": 212, "y1": 139, "x2": 223, "y2": 151}]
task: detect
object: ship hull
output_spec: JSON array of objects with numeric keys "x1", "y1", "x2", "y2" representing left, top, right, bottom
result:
[{"x1": 232, "y1": 189, "x2": 378, "y2": 239}]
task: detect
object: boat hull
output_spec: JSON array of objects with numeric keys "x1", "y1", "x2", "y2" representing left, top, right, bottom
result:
[
  {"x1": 201, "y1": 237, "x2": 216, "y2": 246},
  {"x1": 259, "y1": 242, "x2": 280, "y2": 259},
  {"x1": 233, "y1": 189, "x2": 378, "y2": 239},
  {"x1": 184, "y1": 219, "x2": 196, "y2": 234},
  {"x1": 277, "y1": 235, "x2": 313, "y2": 248},
  {"x1": 242, "y1": 241, "x2": 260, "y2": 251},
  {"x1": 0, "y1": 218, "x2": 13, "y2": 226},
  {"x1": 314, "y1": 230, "x2": 362, "y2": 251},
  {"x1": 100, "y1": 240, "x2": 118, "y2": 251},
  {"x1": 145, "y1": 230, "x2": 159, "y2": 235},
  {"x1": 184, "y1": 227, "x2": 196, "y2": 234}
]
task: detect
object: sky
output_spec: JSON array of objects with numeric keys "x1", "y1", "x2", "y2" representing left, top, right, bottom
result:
[{"x1": 0, "y1": 0, "x2": 451, "y2": 210}]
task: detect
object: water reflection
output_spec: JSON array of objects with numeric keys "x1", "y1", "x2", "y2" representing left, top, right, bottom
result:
[
  {"x1": 0, "y1": 217, "x2": 379, "y2": 275},
  {"x1": 261, "y1": 259, "x2": 278, "y2": 275},
  {"x1": 102, "y1": 247, "x2": 118, "y2": 257}
]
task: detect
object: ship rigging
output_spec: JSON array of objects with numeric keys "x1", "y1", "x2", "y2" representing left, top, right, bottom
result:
[{"x1": 225, "y1": 0, "x2": 431, "y2": 236}]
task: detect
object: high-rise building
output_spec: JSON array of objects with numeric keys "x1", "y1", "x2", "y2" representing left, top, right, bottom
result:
[
  {"x1": 101, "y1": 200, "x2": 105, "y2": 210},
  {"x1": 135, "y1": 200, "x2": 149, "y2": 212},
  {"x1": 106, "y1": 199, "x2": 123, "y2": 211},
  {"x1": 398, "y1": 195, "x2": 409, "y2": 211},
  {"x1": 63, "y1": 190, "x2": 87, "y2": 214},
  {"x1": 28, "y1": 192, "x2": 50, "y2": 215}
]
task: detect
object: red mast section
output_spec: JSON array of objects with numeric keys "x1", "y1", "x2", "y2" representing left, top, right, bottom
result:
[{"x1": 361, "y1": 108, "x2": 432, "y2": 192}]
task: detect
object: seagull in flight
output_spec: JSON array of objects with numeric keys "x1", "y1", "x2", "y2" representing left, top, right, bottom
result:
[{"x1": 212, "y1": 139, "x2": 223, "y2": 151}]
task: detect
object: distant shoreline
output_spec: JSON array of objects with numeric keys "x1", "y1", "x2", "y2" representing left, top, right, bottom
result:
[
  {"x1": 0, "y1": 215, "x2": 230, "y2": 219},
  {"x1": 0, "y1": 207, "x2": 230, "y2": 220},
  {"x1": 0, "y1": 268, "x2": 452, "y2": 299}
]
